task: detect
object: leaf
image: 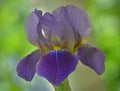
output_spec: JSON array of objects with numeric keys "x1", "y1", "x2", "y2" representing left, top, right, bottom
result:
[{"x1": 54, "y1": 79, "x2": 72, "y2": 91}]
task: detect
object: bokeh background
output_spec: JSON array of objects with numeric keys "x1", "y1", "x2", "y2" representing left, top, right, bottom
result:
[{"x1": 0, "y1": 0, "x2": 120, "y2": 91}]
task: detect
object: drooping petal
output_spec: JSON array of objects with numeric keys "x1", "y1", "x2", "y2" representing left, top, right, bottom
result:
[
  {"x1": 36, "y1": 50, "x2": 78, "y2": 85},
  {"x1": 25, "y1": 9, "x2": 42, "y2": 47},
  {"x1": 53, "y1": 6, "x2": 76, "y2": 51},
  {"x1": 17, "y1": 50, "x2": 44, "y2": 81},
  {"x1": 77, "y1": 44, "x2": 106, "y2": 75},
  {"x1": 65, "y1": 5, "x2": 91, "y2": 36}
]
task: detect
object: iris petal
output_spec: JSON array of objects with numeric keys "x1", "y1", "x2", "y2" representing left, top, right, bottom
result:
[
  {"x1": 25, "y1": 9, "x2": 51, "y2": 51},
  {"x1": 77, "y1": 44, "x2": 106, "y2": 74},
  {"x1": 41, "y1": 13, "x2": 62, "y2": 47},
  {"x1": 65, "y1": 5, "x2": 91, "y2": 36},
  {"x1": 36, "y1": 50, "x2": 78, "y2": 85},
  {"x1": 25, "y1": 9, "x2": 42, "y2": 47},
  {"x1": 53, "y1": 6, "x2": 76, "y2": 51},
  {"x1": 17, "y1": 50, "x2": 44, "y2": 81},
  {"x1": 42, "y1": 13, "x2": 62, "y2": 37}
]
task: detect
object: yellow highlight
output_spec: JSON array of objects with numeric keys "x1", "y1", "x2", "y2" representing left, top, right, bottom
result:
[
  {"x1": 53, "y1": 46, "x2": 61, "y2": 50},
  {"x1": 81, "y1": 39, "x2": 87, "y2": 44}
]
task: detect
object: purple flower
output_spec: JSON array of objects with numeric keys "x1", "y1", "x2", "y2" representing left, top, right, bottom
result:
[{"x1": 16, "y1": 5, "x2": 106, "y2": 86}]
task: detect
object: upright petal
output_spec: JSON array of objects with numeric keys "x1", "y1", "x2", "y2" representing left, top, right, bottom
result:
[
  {"x1": 17, "y1": 50, "x2": 44, "y2": 81},
  {"x1": 36, "y1": 50, "x2": 78, "y2": 85},
  {"x1": 53, "y1": 6, "x2": 76, "y2": 51},
  {"x1": 77, "y1": 44, "x2": 106, "y2": 74},
  {"x1": 26, "y1": 9, "x2": 52, "y2": 52},
  {"x1": 65, "y1": 5, "x2": 91, "y2": 36},
  {"x1": 42, "y1": 13, "x2": 62, "y2": 37},
  {"x1": 41, "y1": 13, "x2": 62, "y2": 47},
  {"x1": 25, "y1": 9, "x2": 42, "y2": 47}
]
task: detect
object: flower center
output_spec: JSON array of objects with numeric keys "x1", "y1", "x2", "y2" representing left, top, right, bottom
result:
[
  {"x1": 73, "y1": 39, "x2": 87, "y2": 53},
  {"x1": 81, "y1": 39, "x2": 87, "y2": 45},
  {"x1": 53, "y1": 46, "x2": 61, "y2": 50}
]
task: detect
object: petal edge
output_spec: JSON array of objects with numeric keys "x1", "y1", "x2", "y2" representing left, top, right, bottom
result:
[
  {"x1": 77, "y1": 44, "x2": 106, "y2": 74},
  {"x1": 17, "y1": 50, "x2": 44, "y2": 81}
]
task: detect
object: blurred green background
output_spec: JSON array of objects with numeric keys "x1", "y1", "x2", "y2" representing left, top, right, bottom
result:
[{"x1": 0, "y1": 0, "x2": 120, "y2": 91}]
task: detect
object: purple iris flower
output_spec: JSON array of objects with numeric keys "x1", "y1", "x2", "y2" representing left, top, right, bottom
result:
[{"x1": 17, "y1": 5, "x2": 106, "y2": 86}]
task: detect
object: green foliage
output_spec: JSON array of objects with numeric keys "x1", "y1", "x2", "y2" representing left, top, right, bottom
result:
[{"x1": 54, "y1": 79, "x2": 71, "y2": 91}]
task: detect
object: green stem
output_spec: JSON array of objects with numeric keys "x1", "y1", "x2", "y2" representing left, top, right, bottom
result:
[{"x1": 54, "y1": 79, "x2": 72, "y2": 91}]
